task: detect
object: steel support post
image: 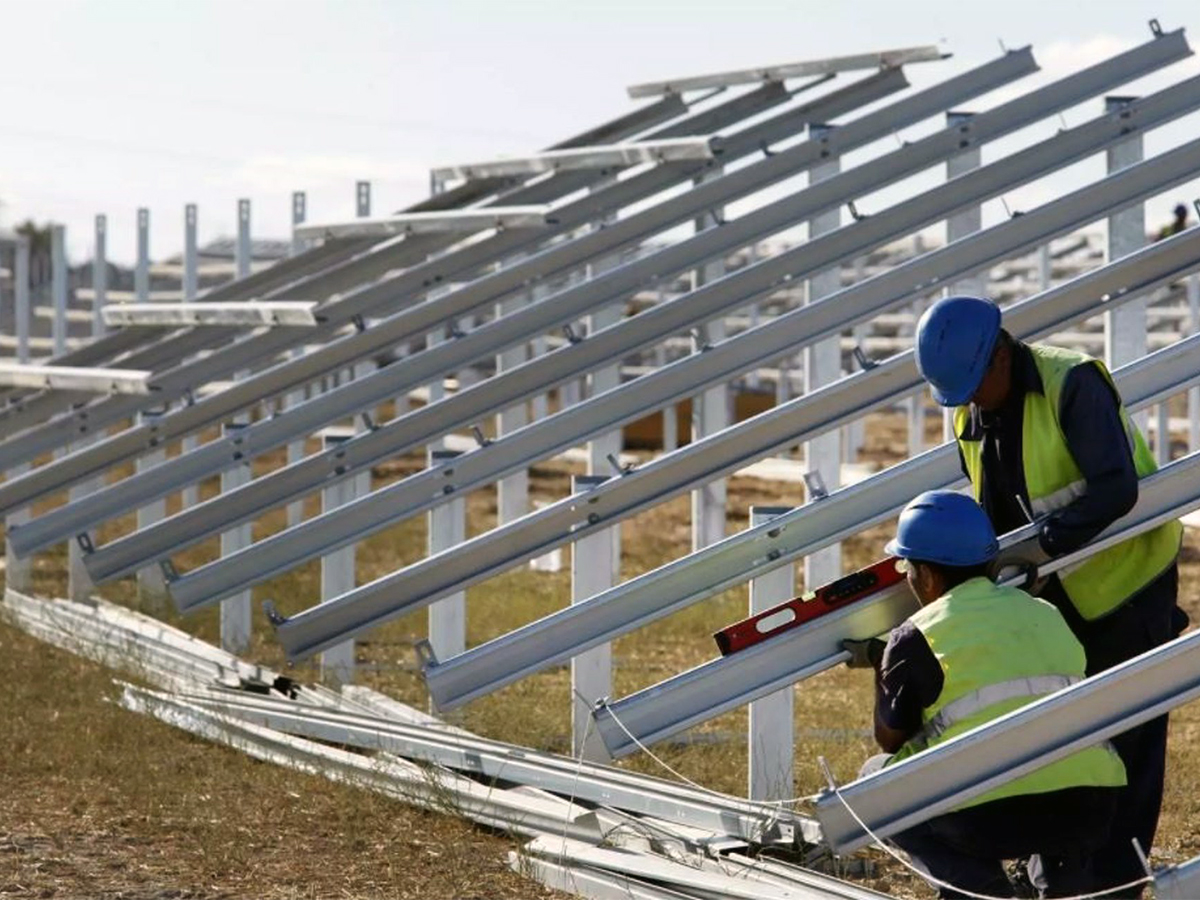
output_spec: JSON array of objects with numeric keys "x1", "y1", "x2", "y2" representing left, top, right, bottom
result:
[
  {"x1": 320, "y1": 431, "x2": 356, "y2": 687},
  {"x1": 181, "y1": 204, "x2": 200, "y2": 509},
  {"x1": 356, "y1": 181, "x2": 371, "y2": 219},
  {"x1": 420, "y1": 238, "x2": 1200, "y2": 713},
  {"x1": 220, "y1": 420, "x2": 252, "y2": 653},
  {"x1": 803, "y1": 129, "x2": 842, "y2": 588},
  {"x1": 1190, "y1": 273, "x2": 1200, "y2": 452},
  {"x1": 132, "y1": 208, "x2": 167, "y2": 600},
  {"x1": 496, "y1": 284, "x2": 530, "y2": 525},
  {"x1": 236, "y1": 199, "x2": 251, "y2": 281},
  {"x1": 427, "y1": 449, "x2": 466, "y2": 660},
  {"x1": 1105, "y1": 95, "x2": 1148, "y2": 433},
  {"x1": 51, "y1": 224, "x2": 67, "y2": 356},
  {"x1": 93, "y1": 215, "x2": 107, "y2": 337},
  {"x1": 571, "y1": 474, "x2": 614, "y2": 762},
  {"x1": 4, "y1": 238, "x2": 32, "y2": 591},
  {"x1": 747, "y1": 506, "x2": 795, "y2": 803},
  {"x1": 287, "y1": 192, "x2": 308, "y2": 526},
  {"x1": 69, "y1": 221, "x2": 99, "y2": 602},
  {"x1": 844, "y1": 256, "x2": 868, "y2": 461},
  {"x1": 690, "y1": 166, "x2": 729, "y2": 552}
]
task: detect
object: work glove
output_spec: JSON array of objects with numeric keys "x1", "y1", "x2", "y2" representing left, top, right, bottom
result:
[
  {"x1": 841, "y1": 637, "x2": 886, "y2": 670},
  {"x1": 987, "y1": 537, "x2": 1052, "y2": 591}
]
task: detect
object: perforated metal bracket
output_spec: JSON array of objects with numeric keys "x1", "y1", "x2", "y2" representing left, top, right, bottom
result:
[
  {"x1": 853, "y1": 345, "x2": 878, "y2": 371},
  {"x1": 471, "y1": 425, "x2": 491, "y2": 448},
  {"x1": 262, "y1": 600, "x2": 287, "y2": 627},
  {"x1": 847, "y1": 200, "x2": 867, "y2": 221},
  {"x1": 414, "y1": 638, "x2": 438, "y2": 672},
  {"x1": 158, "y1": 558, "x2": 179, "y2": 582},
  {"x1": 1149, "y1": 18, "x2": 1164, "y2": 38},
  {"x1": 75, "y1": 532, "x2": 95, "y2": 553},
  {"x1": 803, "y1": 470, "x2": 829, "y2": 500}
]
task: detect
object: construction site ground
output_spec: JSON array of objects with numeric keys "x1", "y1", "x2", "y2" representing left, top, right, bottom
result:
[{"x1": 4, "y1": 407, "x2": 1199, "y2": 899}]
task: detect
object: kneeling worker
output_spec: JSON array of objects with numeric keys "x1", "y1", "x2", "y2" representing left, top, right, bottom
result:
[
  {"x1": 914, "y1": 295, "x2": 1184, "y2": 890},
  {"x1": 845, "y1": 490, "x2": 1125, "y2": 899}
]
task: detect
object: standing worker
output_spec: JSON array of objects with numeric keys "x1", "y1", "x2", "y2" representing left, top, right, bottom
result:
[{"x1": 913, "y1": 295, "x2": 1185, "y2": 894}]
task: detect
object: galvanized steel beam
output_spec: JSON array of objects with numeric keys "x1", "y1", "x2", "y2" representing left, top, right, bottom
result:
[{"x1": 431, "y1": 136, "x2": 721, "y2": 181}]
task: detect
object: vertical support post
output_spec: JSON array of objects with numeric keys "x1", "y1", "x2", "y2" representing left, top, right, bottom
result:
[
  {"x1": 133, "y1": 210, "x2": 167, "y2": 602},
  {"x1": 5, "y1": 237, "x2": 33, "y2": 591},
  {"x1": 529, "y1": 282, "x2": 550, "y2": 423},
  {"x1": 135, "y1": 207, "x2": 150, "y2": 302},
  {"x1": 844, "y1": 256, "x2": 868, "y2": 462},
  {"x1": 1038, "y1": 243, "x2": 1053, "y2": 291},
  {"x1": 748, "y1": 506, "x2": 795, "y2": 802},
  {"x1": 92, "y1": 215, "x2": 107, "y2": 337},
  {"x1": 236, "y1": 199, "x2": 251, "y2": 281},
  {"x1": 50, "y1": 224, "x2": 67, "y2": 356},
  {"x1": 1189, "y1": 274, "x2": 1200, "y2": 453},
  {"x1": 68, "y1": 221, "x2": 100, "y2": 602},
  {"x1": 571, "y1": 474, "x2": 613, "y2": 762},
  {"x1": 356, "y1": 181, "x2": 371, "y2": 219},
  {"x1": 585, "y1": 179, "x2": 624, "y2": 577},
  {"x1": 943, "y1": 110, "x2": 983, "y2": 449},
  {"x1": 219, "y1": 421, "x2": 252, "y2": 652},
  {"x1": 287, "y1": 192, "x2": 308, "y2": 525},
  {"x1": 181, "y1": 204, "x2": 200, "y2": 509},
  {"x1": 1104, "y1": 95, "x2": 1147, "y2": 432},
  {"x1": 496, "y1": 286, "x2": 530, "y2": 524},
  {"x1": 803, "y1": 128, "x2": 841, "y2": 588},
  {"x1": 427, "y1": 449, "x2": 466, "y2": 660},
  {"x1": 320, "y1": 431, "x2": 358, "y2": 686},
  {"x1": 690, "y1": 165, "x2": 728, "y2": 551},
  {"x1": 422, "y1": 174, "x2": 449, "y2": 453}
]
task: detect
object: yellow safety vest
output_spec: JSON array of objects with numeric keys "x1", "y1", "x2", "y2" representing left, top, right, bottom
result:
[
  {"x1": 889, "y1": 577, "x2": 1126, "y2": 808},
  {"x1": 955, "y1": 344, "x2": 1181, "y2": 620}
]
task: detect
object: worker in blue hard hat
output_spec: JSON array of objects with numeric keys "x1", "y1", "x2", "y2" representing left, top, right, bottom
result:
[
  {"x1": 913, "y1": 295, "x2": 1185, "y2": 893},
  {"x1": 844, "y1": 490, "x2": 1126, "y2": 899}
]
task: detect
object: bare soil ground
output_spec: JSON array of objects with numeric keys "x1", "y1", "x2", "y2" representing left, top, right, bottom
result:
[{"x1": 4, "y1": 408, "x2": 1199, "y2": 898}]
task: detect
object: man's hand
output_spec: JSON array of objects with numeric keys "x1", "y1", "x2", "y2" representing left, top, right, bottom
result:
[{"x1": 842, "y1": 637, "x2": 886, "y2": 669}]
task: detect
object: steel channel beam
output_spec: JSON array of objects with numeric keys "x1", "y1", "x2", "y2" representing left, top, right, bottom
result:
[
  {"x1": 294, "y1": 206, "x2": 559, "y2": 239},
  {"x1": 168, "y1": 105, "x2": 1200, "y2": 617},
  {"x1": 422, "y1": 231, "x2": 1200, "y2": 710},
  {"x1": 0, "y1": 73, "x2": 910, "y2": 530},
  {"x1": 166, "y1": 689, "x2": 812, "y2": 844},
  {"x1": 66, "y1": 50, "x2": 1164, "y2": 573},
  {"x1": 100, "y1": 302, "x2": 319, "y2": 328},
  {"x1": 0, "y1": 76, "x2": 826, "y2": 480},
  {"x1": 1156, "y1": 855, "x2": 1200, "y2": 900},
  {"x1": 0, "y1": 91, "x2": 708, "y2": 438},
  {"x1": 265, "y1": 131, "x2": 1200, "y2": 663},
  {"x1": 430, "y1": 136, "x2": 720, "y2": 181},
  {"x1": 810, "y1": 503, "x2": 1200, "y2": 852},
  {"x1": 0, "y1": 93, "x2": 690, "y2": 406},
  {"x1": 594, "y1": 440, "x2": 1200, "y2": 760}
]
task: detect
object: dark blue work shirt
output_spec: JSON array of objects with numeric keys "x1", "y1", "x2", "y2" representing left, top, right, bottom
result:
[{"x1": 876, "y1": 619, "x2": 942, "y2": 734}]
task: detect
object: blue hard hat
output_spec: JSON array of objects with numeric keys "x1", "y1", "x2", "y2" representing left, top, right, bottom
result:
[
  {"x1": 915, "y1": 296, "x2": 1003, "y2": 406},
  {"x1": 885, "y1": 490, "x2": 999, "y2": 567}
]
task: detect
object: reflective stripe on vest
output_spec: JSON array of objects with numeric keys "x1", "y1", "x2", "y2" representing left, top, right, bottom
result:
[
  {"x1": 908, "y1": 674, "x2": 1078, "y2": 752},
  {"x1": 954, "y1": 344, "x2": 1182, "y2": 619}
]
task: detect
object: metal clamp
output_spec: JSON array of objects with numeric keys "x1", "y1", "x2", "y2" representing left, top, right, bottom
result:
[
  {"x1": 803, "y1": 470, "x2": 829, "y2": 501},
  {"x1": 853, "y1": 345, "x2": 878, "y2": 371},
  {"x1": 262, "y1": 600, "x2": 287, "y2": 627},
  {"x1": 847, "y1": 200, "x2": 866, "y2": 222},
  {"x1": 471, "y1": 425, "x2": 492, "y2": 448},
  {"x1": 414, "y1": 638, "x2": 438, "y2": 671}
]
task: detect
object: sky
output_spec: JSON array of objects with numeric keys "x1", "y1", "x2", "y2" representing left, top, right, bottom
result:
[{"x1": 2, "y1": 0, "x2": 1200, "y2": 265}]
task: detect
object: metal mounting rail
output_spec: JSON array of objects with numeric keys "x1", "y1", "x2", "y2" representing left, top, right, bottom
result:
[
  {"x1": 431, "y1": 136, "x2": 722, "y2": 181},
  {"x1": 0, "y1": 91, "x2": 691, "y2": 408},
  {"x1": 0, "y1": 69, "x2": 899, "y2": 478},
  {"x1": 810, "y1": 509, "x2": 1200, "y2": 851},
  {"x1": 294, "y1": 206, "x2": 558, "y2": 239},
  {"x1": 592, "y1": 440, "x2": 1200, "y2": 759},
  {"x1": 182, "y1": 128, "x2": 1200, "y2": 631},
  {"x1": 420, "y1": 231, "x2": 1200, "y2": 711},
  {"x1": 1156, "y1": 855, "x2": 1200, "y2": 900},
  {"x1": 0, "y1": 84, "x2": 731, "y2": 439},
  {"x1": 64, "y1": 48, "x2": 1193, "y2": 580},
  {"x1": 160, "y1": 688, "x2": 818, "y2": 845},
  {"x1": 17, "y1": 55, "x2": 1037, "y2": 559},
  {"x1": 270, "y1": 211, "x2": 1200, "y2": 671},
  {"x1": 627, "y1": 45, "x2": 945, "y2": 98},
  {"x1": 100, "y1": 302, "x2": 319, "y2": 328},
  {"x1": 0, "y1": 364, "x2": 153, "y2": 396}
]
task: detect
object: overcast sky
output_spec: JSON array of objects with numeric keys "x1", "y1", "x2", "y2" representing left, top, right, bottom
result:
[{"x1": 2, "y1": 0, "x2": 1199, "y2": 265}]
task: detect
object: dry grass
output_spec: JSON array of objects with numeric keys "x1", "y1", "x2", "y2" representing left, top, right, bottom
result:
[{"x1": 4, "y1": 407, "x2": 1200, "y2": 898}]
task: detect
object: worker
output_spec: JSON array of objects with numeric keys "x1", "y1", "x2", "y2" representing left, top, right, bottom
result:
[
  {"x1": 913, "y1": 295, "x2": 1185, "y2": 894},
  {"x1": 1156, "y1": 203, "x2": 1190, "y2": 240},
  {"x1": 843, "y1": 490, "x2": 1126, "y2": 898}
]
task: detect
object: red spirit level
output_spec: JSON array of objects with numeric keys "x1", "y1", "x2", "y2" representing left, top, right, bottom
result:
[{"x1": 713, "y1": 557, "x2": 907, "y2": 656}]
